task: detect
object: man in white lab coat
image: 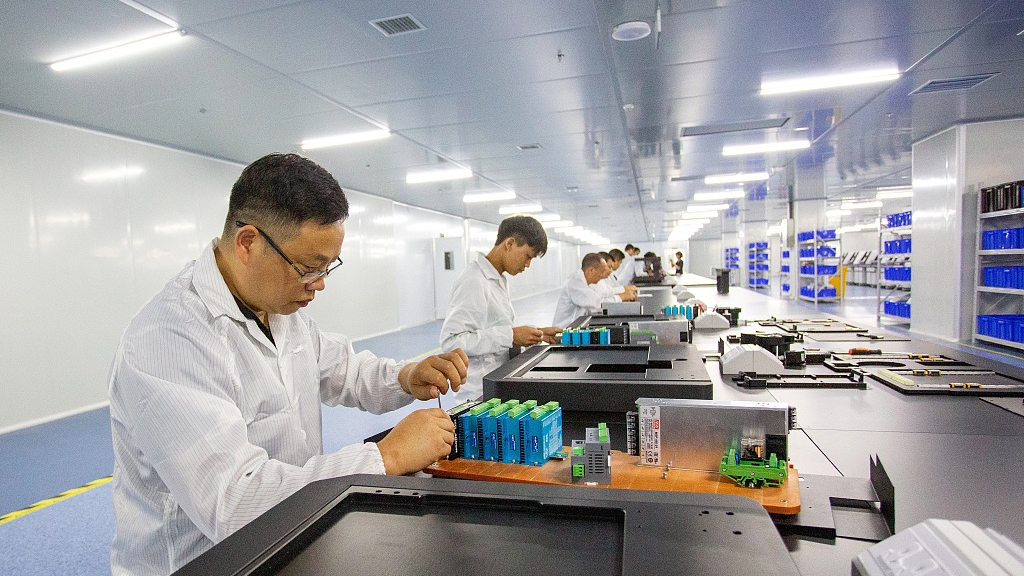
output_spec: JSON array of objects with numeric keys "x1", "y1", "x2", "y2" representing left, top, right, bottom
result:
[
  {"x1": 552, "y1": 252, "x2": 636, "y2": 327},
  {"x1": 440, "y1": 215, "x2": 559, "y2": 400},
  {"x1": 596, "y1": 250, "x2": 638, "y2": 302},
  {"x1": 107, "y1": 153, "x2": 468, "y2": 576},
  {"x1": 615, "y1": 244, "x2": 642, "y2": 286}
]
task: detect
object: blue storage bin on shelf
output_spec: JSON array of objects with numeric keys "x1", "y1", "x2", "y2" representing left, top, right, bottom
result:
[{"x1": 817, "y1": 229, "x2": 837, "y2": 240}]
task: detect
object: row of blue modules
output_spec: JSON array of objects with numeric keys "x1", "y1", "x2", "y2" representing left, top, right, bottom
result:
[
  {"x1": 883, "y1": 267, "x2": 912, "y2": 282},
  {"x1": 748, "y1": 264, "x2": 769, "y2": 271},
  {"x1": 800, "y1": 286, "x2": 837, "y2": 298},
  {"x1": 977, "y1": 315, "x2": 1024, "y2": 343},
  {"x1": 748, "y1": 241, "x2": 768, "y2": 249},
  {"x1": 982, "y1": 227, "x2": 1024, "y2": 250},
  {"x1": 459, "y1": 398, "x2": 562, "y2": 465},
  {"x1": 560, "y1": 327, "x2": 611, "y2": 345},
  {"x1": 883, "y1": 301, "x2": 911, "y2": 318},
  {"x1": 664, "y1": 304, "x2": 700, "y2": 319},
  {"x1": 883, "y1": 238, "x2": 912, "y2": 254},
  {"x1": 797, "y1": 229, "x2": 838, "y2": 242},
  {"x1": 748, "y1": 278, "x2": 769, "y2": 286},
  {"x1": 801, "y1": 265, "x2": 838, "y2": 275},
  {"x1": 983, "y1": 266, "x2": 1024, "y2": 289},
  {"x1": 886, "y1": 210, "x2": 912, "y2": 229}
]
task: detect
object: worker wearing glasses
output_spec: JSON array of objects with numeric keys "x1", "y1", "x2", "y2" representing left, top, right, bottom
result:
[{"x1": 107, "y1": 153, "x2": 468, "y2": 576}]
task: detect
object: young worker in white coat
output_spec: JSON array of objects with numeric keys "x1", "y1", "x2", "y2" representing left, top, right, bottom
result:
[
  {"x1": 107, "y1": 153, "x2": 468, "y2": 576},
  {"x1": 596, "y1": 250, "x2": 638, "y2": 302},
  {"x1": 552, "y1": 253, "x2": 636, "y2": 327},
  {"x1": 440, "y1": 215, "x2": 560, "y2": 399},
  {"x1": 615, "y1": 244, "x2": 642, "y2": 286}
]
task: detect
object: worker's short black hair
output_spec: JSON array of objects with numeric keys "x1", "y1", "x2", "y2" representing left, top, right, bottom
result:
[
  {"x1": 598, "y1": 251, "x2": 612, "y2": 261},
  {"x1": 644, "y1": 251, "x2": 656, "y2": 258},
  {"x1": 581, "y1": 252, "x2": 605, "y2": 270},
  {"x1": 608, "y1": 249, "x2": 625, "y2": 261},
  {"x1": 624, "y1": 244, "x2": 638, "y2": 252},
  {"x1": 495, "y1": 215, "x2": 547, "y2": 256},
  {"x1": 224, "y1": 153, "x2": 348, "y2": 241}
]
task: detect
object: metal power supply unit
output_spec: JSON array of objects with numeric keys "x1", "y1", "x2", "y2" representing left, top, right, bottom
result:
[{"x1": 630, "y1": 398, "x2": 796, "y2": 472}]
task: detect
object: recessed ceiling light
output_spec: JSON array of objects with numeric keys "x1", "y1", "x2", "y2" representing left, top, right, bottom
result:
[
  {"x1": 301, "y1": 129, "x2": 391, "y2": 150},
  {"x1": 406, "y1": 166, "x2": 473, "y2": 184},
  {"x1": 498, "y1": 203, "x2": 543, "y2": 214},
  {"x1": 693, "y1": 190, "x2": 744, "y2": 201},
  {"x1": 542, "y1": 220, "x2": 574, "y2": 228},
  {"x1": 462, "y1": 190, "x2": 516, "y2": 203},
  {"x1": 81, "y1": 166, "x2": 145, "y2": 182},
  {"x1": 678, "y1": 211, "x2": 719, "y2": 220},
  {"x1": 704, "y1": 172, "x2": 770, "y2": 185},
  {"x1": 50, "y1": 30, "x2": 186, "y2": 71},
  {"x1": 686, "y1": 203, "x2": 729, "y2": 212},
  {"x1": 533, "y1": 212, "x2": 561, "y2": 222},
  {"x1": 840, "y1": 201, "x2": 883, "y2": 210},
  {"x1": 722, "y1": 140, "x2": 810, "y2": 156},
  {"x1": 876, "y1": 190, "x2": 913, "y2": 200},
  {"x1": 516, "y1": 143, "x2": 542, "y2": 151},
  {"x1": 611, "y1": 20, "x2": 651, "y2": 41},
  {"x1": 760, "y1": 66, "x2": 900, "y2": 95}
]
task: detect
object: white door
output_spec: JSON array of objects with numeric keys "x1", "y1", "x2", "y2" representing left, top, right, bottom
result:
[{"x1": 433, "y1": 236, "x2": 466, "y2": 319}]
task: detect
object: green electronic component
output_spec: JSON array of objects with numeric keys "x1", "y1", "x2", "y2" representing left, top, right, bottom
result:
[
  {"x1": 572, "y1": 464, "x2": 585, "y2": 477},
  {"x1": 469, "y1": 398, "x2": 502, "y2": 416},
  {"x1": 719, "y1": 447, "x2": 788, "y2": 488}
]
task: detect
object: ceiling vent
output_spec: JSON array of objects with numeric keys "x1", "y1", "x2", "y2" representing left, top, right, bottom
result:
[
  {"x1": 516, "y1": 143, "x2": 543, "y2": 151},
  {"x1": 681, "y1": 117, "x2": 790, "y2": 137},
  {"x1": 909, "y1": 73, "x2": 998, "y2": 95},
  {"x1": 370, "y1": 14, "x2": 425, "y2": 37}
]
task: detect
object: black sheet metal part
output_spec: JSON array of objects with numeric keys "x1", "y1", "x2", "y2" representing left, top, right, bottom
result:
[
  {"x1": 828, "y1": 353, "x2": 1024, "y2": 397},
  {"x1": 772, "y1": 464, "x2": 892, "y2": 542},
  {"x1": 568, "y1": 313, "x2": 659, "y2": 329},
  {"x1": 804, "y1": 331, "x2": 911, "y2": 343},
  {"x1": 172, "y1": 475, "x2": 802, "y2": 576},
  {"x1": 483, "y1": 344, "x2": 712, "y2": 414},
  {"x1": 734, "y1": 372, "x2": 867, "y2": 390},
  {"x1": 753, "y1": 318, "x2": 869, "y2": 334}
]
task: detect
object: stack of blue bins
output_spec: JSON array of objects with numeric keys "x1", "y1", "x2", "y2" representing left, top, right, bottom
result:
[
  {"x1": 886, "y1": 211, "x2": 912, "y2": 228},
  {"x1": 883, "y1": 301, "x2": 911, "y2": 318},
  {"x1": 977, "y1": 315, "x2": 1024, "y2": 343},
  {"x1": 982, "y1": 227, "x2": 1024, "y2": 250},
  {"x1": 982, "y1": 266, "x2": 1024, "y2": 289}
]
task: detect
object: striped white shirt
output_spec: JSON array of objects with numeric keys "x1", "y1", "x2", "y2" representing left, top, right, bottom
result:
[{"x1": 108, "y1": 241, "x2": 413, "y2": 576}]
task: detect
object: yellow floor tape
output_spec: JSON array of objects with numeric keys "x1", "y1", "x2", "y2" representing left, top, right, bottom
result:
[{"x1": 0, "y1": 475, "x2": 112, "y2": 526}]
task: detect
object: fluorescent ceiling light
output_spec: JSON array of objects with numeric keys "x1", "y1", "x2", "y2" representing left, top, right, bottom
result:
[
  {"x1": 693, "y1": 189, "x2": 744, "y2": 201},
  {"x1": 405, "y1": 166, "x2": 472, "y2": 184},
  {"x1": 542, "y1": 220, "x2": 574, "y2": 228},
  {"x1": 81, "y1": 166, "x2": 144, "y2": 182},
  {"x1": 686, "y1": 203, "x2": 729, "y2": 212},
  {"x1": 704, "y1": 172, "x2": 770, "y2": 185},
  {"x1": 675, "y1": 219, "x2": 711, "y2": 226},
  {"x1": 876, "y1": 190, "x2": 913, "y2": 200},
  {"x1": 722, "y1": 140, "x2": 810, "y2": 156},
  {"x1": 498, "y1": 203, "x2": 543, "y2": 214},
  {"x1": 533, "y1": 212, "x2": 561, "y2": 222},
  {"x1": 876, "y1": 185, "x2": 912, "y2": 191},
  {"x1": 51, "y1": 30, "x2": 186, "y2": 72},
  {"x1": 462, "y1": 190, "x2": 516, "y2": 203},
  {"x1": 678, "y1": 211, "x2": 719, "y2": 220},
  {"x1": 301, "y1": 129, "x2": 390, "y2": 150},
  {"x1": 841, "y1": 201, "x2": 883, "y2": 210},
  {"x1": 760, "y1": 66, "x2": 901, "y2": 95},
  {"x1": 826, "y1": 209, "x2": 853, "y2": 217}
]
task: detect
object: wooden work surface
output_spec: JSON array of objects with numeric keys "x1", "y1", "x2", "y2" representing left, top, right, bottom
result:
[{"x1": 426, "y1": 450, "x2": 801, "y2": 515}]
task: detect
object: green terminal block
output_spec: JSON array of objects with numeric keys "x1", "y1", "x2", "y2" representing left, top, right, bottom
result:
[{"x1": 719, "y1": 447, "x2": 788, "y2": 488}]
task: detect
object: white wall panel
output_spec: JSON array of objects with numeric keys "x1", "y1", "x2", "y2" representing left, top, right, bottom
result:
[
  {"x1": 0, "y1": 111, "x2": 240, "y2": 430},
  {"x1": 390, "y1": 204, "x2": 463, "y2": 327},
  {"x1": 686, "y1": 238, "x2": 723, "y2": 278},
  {"x1": 911, "y1": 126, "x2": 963, "y2": 340},
  {"x1": 309, "y1": 190, "x2": 399, "y2": 339}
]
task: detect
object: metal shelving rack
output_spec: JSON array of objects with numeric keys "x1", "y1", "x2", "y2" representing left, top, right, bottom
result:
[
  {"x1": 746, "y1": 241, "x2": 769, "y2": 290},
  {"x1": 973, "y1": 182, "x2": 1024, "y2": 351},
  {"x1": 797, "y1": 229, "x2": 840, "y2": 304},
  {"x1": 877, "y1": 211, "x2": 912, "y2": 324},
  {"x1": 780, "y1": 249, "x2": 791, "y2": 296}
]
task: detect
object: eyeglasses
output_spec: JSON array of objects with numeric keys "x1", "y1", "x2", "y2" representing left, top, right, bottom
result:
[{"x1": 236, "y1": 221, "x2": 343, "y2": 284}]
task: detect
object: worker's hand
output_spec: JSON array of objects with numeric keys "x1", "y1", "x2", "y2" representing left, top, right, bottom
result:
[
  {"x1": 621, "y1": 285, "x2": 638, "y2": 301},
  {"x1": 512, "y1": 325, "x2": 545, "y2": 346},
  {"x1": 539, "y1": 327, "x2": 561, "y2": 344},
  {"x1": 399, "y1": 350, "x2": 468, "y2": 400},
  {"x1": 376, "y1": 408, "x2": 455, "y2": 475}
]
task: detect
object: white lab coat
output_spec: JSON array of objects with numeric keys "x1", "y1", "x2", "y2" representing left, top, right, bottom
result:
[
  {"x1": 552, "y1": 269, "x2": 619, "y2": 327},
  {"x1": 108, "y1": 241, "x2": 413, "y2": 576},
  {"x1": 439, "y1": 252, "x2": 515, "y2": 400},
  {"x1": 615, "y1": 257, "x2": 641, "y2": 285}
]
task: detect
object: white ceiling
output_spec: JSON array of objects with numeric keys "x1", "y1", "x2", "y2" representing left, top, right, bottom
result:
[{"x1": 3, "y1": 0, "x2": 1023, "y2": 243}]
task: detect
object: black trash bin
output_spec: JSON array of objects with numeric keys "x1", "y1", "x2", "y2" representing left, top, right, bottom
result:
[{"x1": 715, "y1": 268, "x2": 731, "y2": 294}]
